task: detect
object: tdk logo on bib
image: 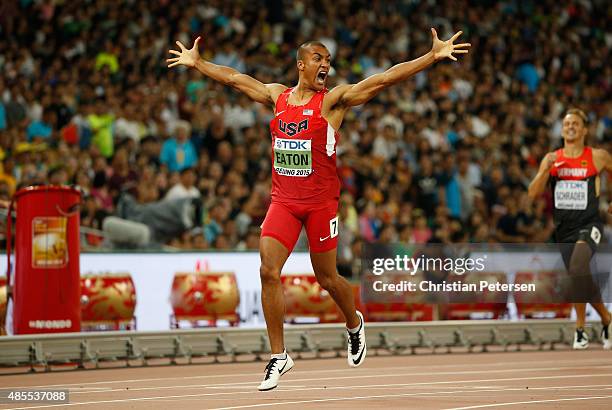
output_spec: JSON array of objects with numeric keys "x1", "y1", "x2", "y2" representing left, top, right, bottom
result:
[
  {"x1": 276, "y1": 140, "x2": 309, "y2": 150},
  {"x1": 279, "y1": 119, "x2": 309, "y2": 137}
]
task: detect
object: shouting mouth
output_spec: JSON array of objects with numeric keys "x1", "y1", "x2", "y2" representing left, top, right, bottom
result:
[{"x1": 316, "y1": 70, "x2": 328, "y2": 85}]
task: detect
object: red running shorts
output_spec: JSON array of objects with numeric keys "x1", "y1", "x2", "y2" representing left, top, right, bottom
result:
[{"x1": 261, "y1": 200, "x2": 339, "y2": 253}]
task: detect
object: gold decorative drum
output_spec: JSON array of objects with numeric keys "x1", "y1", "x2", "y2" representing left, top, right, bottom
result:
[
  {"x1": 80, "y1": 273, "x2": 137, "y2": 327},
  {"x1": 514, "y1": 271, "x2": 571, "y2": 318},
  {"x1": 281, "y1": 274, "x2": 341, "y2": 322},
  {"x1": 514, "y1": 271, "x2": 560, "y2": 304},
  {"x1": 170, "y1": 272, "x2": 240, "y2": 324},
  {"x1": 361, "y1": 271, "x2": 431, "y2": 322}
]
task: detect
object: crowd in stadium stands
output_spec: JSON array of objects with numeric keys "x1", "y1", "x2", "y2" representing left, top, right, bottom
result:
[{"x1": 0, "y1": 0, "x2": 610, "y2": 274}]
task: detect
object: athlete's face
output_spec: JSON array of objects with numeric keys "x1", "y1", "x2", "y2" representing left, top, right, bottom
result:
[
  {"x1": 297, "y1": 45, "x2": 330, "y2": 90},
  {"x1": 562, "y1": 113, "x2": 587, "y2": 143}
]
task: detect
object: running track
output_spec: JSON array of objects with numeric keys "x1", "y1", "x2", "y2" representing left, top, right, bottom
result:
[{"x1": 1, "y1": 349, "x2": 611, "y2": 409}]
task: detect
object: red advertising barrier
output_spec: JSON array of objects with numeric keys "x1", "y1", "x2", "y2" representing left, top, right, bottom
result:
[
  {"x1": 0, "y1": 276, "x2": 6, "y2": 335},
  {"x1": 7, "y1": 186, "x2": 81, "y2": 334}
]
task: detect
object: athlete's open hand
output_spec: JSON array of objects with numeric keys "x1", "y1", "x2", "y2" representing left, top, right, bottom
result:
[
  {"x1": 167, "y1": 37, "x2": 201, "y2": 68},
  {"x1": 431, "y1": 29, "x2": 471, "y2": 62}
]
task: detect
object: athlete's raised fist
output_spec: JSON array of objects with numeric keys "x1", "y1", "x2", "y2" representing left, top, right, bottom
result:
[{"x1": 544, "y1": 152, "x2": 558, "y2": 170}]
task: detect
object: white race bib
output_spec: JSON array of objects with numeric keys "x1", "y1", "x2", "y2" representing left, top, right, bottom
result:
[
  {"x1": 273, "y1": 138, "x2": 312, "y2": 177},
  {"x1": 554, "y1": 180, "x2": 587, "y2": 210}
]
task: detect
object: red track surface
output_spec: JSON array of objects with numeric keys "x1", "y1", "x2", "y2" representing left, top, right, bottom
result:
[{"x1": 1, "y1": 348, "x2": 612, "y2": 409}]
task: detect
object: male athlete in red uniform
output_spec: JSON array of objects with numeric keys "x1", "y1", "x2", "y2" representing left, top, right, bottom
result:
[
  {"x1": 529, "y1": 108, "x2": 612, "y2": 350},
  {"x1": 168, "y1": 29, "x2": 470, "y2": 390}
]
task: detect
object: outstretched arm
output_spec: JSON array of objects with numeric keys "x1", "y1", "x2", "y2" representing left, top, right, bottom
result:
[
  {"x1": 329, "y1": 29, "x2": 470, "y2": 108},
  {"x1": 593, "y1": 148, "x2": 612, "y2": 174},
  {"x1": 167, "y1": 37, "x2": 286, "y2": 107},
  {"x1": 593, "y1": 148, "x2": 612, "y2": 214}
]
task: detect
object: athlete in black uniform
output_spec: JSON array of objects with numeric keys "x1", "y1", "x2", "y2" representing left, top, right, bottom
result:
[{"x1": 528, "y1": 108, "x2": 612, "y2": 350}]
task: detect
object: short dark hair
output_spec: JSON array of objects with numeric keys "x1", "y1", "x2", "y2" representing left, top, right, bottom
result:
[
  {"x1": 48, "y1": 165, "x2": 65, "y2": 179},
  {"x1": 296, "y1": 41, "x2": 328, "y2": 61},
  {"x1": 180, "y1": 167, "x2": 195, "y2": 176},
  {"x1": 566, "y1": 108, "x2": 588, "y2": 126}
]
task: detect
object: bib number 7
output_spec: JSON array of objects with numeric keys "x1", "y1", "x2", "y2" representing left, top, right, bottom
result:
[{"x1": 329, "y1": 216, "x2": 339, "y2": 239}]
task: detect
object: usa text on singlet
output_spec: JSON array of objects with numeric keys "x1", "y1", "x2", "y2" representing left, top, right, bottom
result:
[{"x1": 269, "y1": 88, "x2": 340, "y2": 203}]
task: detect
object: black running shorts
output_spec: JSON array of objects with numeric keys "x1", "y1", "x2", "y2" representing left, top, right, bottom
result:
[{"x1": 556, "y1": 222, "x2": 603, "y2": 269}]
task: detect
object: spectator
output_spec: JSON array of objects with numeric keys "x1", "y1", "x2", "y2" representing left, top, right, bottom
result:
[
  {"x1": 108, "y1": 146, "x2": 138, "y2": 199},
  {"x1": 413, "y1": 156, "x2": 441, "y2": 217},
  {"x1": 372, "y1": 124, "x2": 399, "y2": 162},
  {"x1": 412, "y1": 211, "x2": 432, "y2": 244},
  {"x1": 88, "y1": 98, "x2": 115, "y2": 158},
  {"x1": 456, "y1": 156, "x2": 476, "y2": 220},
  {"x1": 496, "y1": 197, "x2": 525, "y2": 243},
  {"x1": 438, "y1": 154, "x2": 461, "y2": 219},
  {"x1": 165, "y1": 167, "x2": 201, "y2": 201},
  {"x1": 0, "y1": 0, "x2": 608, "y2": 250},
  {"x1": 26, "y1": 110, "x2": 53, "y2": 142},
  {"x1": 160, "y1": 120, "x2": 197, "y2": 172},
  {"x1": 203, "y1": 200, "x2": 228, "y2": 244}
]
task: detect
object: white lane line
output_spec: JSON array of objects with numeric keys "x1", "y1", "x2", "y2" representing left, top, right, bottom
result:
[
  {"x1": 4, "y1": 356, "x2": 609, "y2": 390},
  {"x1": 81, "y1": 365, "x2": 612, "y2": 392},
  {"x1": 51, "y1": 380, "x2": 612, "y2": 402},
  {"x1": 211, "y1": 386, "x2": 612, "y2": 410},
  {"x1": 444, "y1": 395, "x2": 612, "y2": 410},
  {"x1": 208, "y1": 391, "x2": 612, "y2": 410},
  {"x1": 14, "y1": 364, "x2": 612, "y2": 393},
  {"x1": 205, "y1": 386, "x2": 308, "y2": 390},
  {"x1": 5, "y1": 375, "x2": 612, "y2": 409},
  {"x1": 0, "y1": 388, "x2": 543, "y2": 410}
]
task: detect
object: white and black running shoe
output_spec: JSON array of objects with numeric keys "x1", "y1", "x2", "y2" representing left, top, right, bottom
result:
[
  {"x1": 257, "y1": 353, "x2": 294, "y2": 391},
  {"x1": 573, "y1": 328, "x2": 589, "y2": 350},
  {"x1": 347, "y1": 310, "x2": 366, "y2": 367},
  {"x1": 602, "y1": 320, "x2": 611, "y2": 350}
]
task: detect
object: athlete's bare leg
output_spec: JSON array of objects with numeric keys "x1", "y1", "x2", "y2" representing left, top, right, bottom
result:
[
  {"x1": 310, "y1": 248, "x2": 360, "y2": 329},
  {"x1": 575, "y1": 303, "x2": 587, "y2": 329},
  {"x1": 574, "y1": 303, "x2": 611, "y2": 328},
  {"x1": 569, "y1": 241, "x2": 611, "y2": 328},
  {"x1": 260, "y1": 236, "x2": 290, "y2": 354},
  {"x1": 590, "y1": 303, "x2": 611, "y2": 324}
]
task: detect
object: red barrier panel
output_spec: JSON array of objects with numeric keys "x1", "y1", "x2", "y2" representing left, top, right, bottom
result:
[
  {"x1": 0, "y1": 276, "x2": 6, "y2": 335},
  {"x1": 7, "y1": 186, "x2": 81, "y2": 334}
]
